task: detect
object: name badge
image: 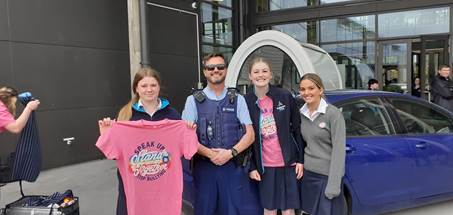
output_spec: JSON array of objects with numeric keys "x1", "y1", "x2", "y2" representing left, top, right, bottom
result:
[{"x1": 222, "y1": 107, "x2": 235, "y2": 112}]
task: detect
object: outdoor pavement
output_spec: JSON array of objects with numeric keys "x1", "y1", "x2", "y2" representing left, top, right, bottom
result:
[
  {"x1": 0, "y1": 159, "x2": 118, "y2": 215},
  {"x1": 0, "y1": 159, "x2": 452, "y2": 215}
]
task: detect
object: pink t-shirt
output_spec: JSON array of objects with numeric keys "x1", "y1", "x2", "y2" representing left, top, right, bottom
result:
[
  {"x1": 258, "y1": 96, "x2": 284, "y2": 167},
  {"x1": 96, "y1": 119, "x2": 199, "y2": 215},
  {"x1": 0, "y1": 101, "x2": 14, "y2": 133}
]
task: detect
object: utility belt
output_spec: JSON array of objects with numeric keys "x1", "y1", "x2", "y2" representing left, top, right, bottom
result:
[{"x1": 191, "y1": 147, "x2": 252, "y2": 169}]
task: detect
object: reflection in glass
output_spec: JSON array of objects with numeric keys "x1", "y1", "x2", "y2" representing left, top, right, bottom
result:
[
  {"x1": 256, "y1": 0, "x2": 267, "y2": 13},
  {"x1": 269, "y1": 0, "x2": 316, "y2": 11},
  {"x1": 382, "y1": 43, "x2": 408, "y2": 93},
  {"x1": 321, "y1": 15, "x2": 375, "y2": 43},
  {"x1": 340, "y1": 99, "x2": 393, "y2": 136},
  {"x1": 236, "y1": 46, "x2": 300, "y2": 94},
  {"x1": 389, "y1": 99, "x2": 453, "y2": 134},
  {"x1": 378, "y1": 7, "x2": 449, "y2": 38},
  {"x1": 201, "y1": 3, "x2": 233, "y2": 46},
  {"x1": 272, "y1": 21, "x2": 317, "y2": 44},
  {"x1": 322, "y1": 42, "x2": 375, "y2": 89}
]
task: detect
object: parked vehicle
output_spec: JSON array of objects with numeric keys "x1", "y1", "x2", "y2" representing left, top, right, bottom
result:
[{"x1": 325, "y1": 90, "x2": 453, "y2": 214}]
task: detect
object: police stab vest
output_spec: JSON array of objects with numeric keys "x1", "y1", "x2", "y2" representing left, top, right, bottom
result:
[{"x1": 194, "y1": 88, "x2": 245, "y2": 149}]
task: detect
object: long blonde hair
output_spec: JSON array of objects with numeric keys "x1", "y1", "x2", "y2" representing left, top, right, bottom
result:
[
  {"x1": 117, "y1": 67, "x2": 161, "y2": 121},
  {"x1": 0, "y1": 86, "x2": 18, "y2": 116}
]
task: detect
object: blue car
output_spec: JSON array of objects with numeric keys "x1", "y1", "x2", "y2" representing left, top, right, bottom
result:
[
  {"x1": 182, "y1": 90, "x2": 453, "y2": 215},
  {"x1": 326, "y1": 90, "x2": 453, "y2": 215}
]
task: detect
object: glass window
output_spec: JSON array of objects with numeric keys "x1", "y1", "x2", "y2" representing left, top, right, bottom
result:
[
  {"x1": 322, "y1": 42, "x2": 375, "y2": 89},
  {"x1": 201, "y1": 3, "x2": 233, "y2": 46},
  {"x1": 202, "y1": 45, "x2": 233, "y2": 62},
  {"x1": 320, "y1": 15, "x2": 375, "y2": 43},
  {"x1": 257, "y1": 0, "x2": 267, "y2": 13},
  {"x1": 236, "y1": 46, "x2": 300, "y2": 94},
  {"x1": 204, "y1": 0, "x2": 232, "y2": 8},
  {"x1": 269, "y1": 0, "x2": 316, "y2": 11},
  {"x1": 271, "y1": 21, "x2": 317, "y2": 44},
  {"x1": 339, "y1": 98, "x2": 394, "y2": 136},
  {"x1": 381, "y1": 43, "x2": 409, "y2": 93},
  {"x1": 378, "y1": 7, "x2": 450, "y2": 38},
  {"x1": 389, "y1": 98, "x2": 453, "y2": 134},
  {"x1": 321, "y1": 0, "x2": 353, "y2": 4}
]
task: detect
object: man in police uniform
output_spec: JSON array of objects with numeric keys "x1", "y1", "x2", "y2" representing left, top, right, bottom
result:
[{"x1": 182, "y1": 53, "x2": 258, "y2": 215}]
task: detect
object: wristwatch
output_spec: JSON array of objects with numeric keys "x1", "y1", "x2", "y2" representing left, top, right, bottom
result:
[{"x1": 231, "y1": 147, "x2": 239, "y2": 157}]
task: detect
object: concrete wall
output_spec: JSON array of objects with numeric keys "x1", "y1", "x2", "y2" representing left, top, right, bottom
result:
[{"x1": 0, "y1": 0, "x2": 130, "y2": 169}]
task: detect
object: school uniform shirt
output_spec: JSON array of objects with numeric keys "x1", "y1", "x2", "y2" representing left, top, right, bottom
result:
[
  {"x1": 0, "y1": 101, "x2": 14, "y2": 133},
  {"x1": 96, "y1": 119, "x2": 199, "y2": 215},
  {"x1": 258, "y1": 96, "x2": 285, "y2": 167}
]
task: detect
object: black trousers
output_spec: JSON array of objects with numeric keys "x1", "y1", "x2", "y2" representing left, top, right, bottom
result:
[{"x1": 117, "y1": 170, "x2": 127, "y2": 215}]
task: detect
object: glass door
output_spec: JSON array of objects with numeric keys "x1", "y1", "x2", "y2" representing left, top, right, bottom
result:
[
  {"x1": 420, "y1": 35, "x2": 449, "y2": 101},
  {"x1": 378, "y1": 40, "x2": 412, "y2": 93}
]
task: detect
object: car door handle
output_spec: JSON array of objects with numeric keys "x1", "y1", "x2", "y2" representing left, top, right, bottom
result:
[
  {"x1": 346, "y1": 144, "x2": 355, "y2": 153},
  {"x1": 415, "y1": 142, "x2": 427, "y2": 149}
]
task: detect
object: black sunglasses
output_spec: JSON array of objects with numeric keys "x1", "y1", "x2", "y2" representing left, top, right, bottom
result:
[{"x1": 204, "y1": 64, "x2": 226, "y2": 71}]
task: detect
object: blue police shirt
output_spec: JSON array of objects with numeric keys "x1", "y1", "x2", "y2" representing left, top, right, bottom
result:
[{"x1": 182, "y1": 86, "x2": 252, "y2": 125}]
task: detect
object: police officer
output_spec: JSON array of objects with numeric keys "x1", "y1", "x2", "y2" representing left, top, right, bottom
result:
[{"x1": 182, "y1": 53, "x2": 258, "y2": 215}]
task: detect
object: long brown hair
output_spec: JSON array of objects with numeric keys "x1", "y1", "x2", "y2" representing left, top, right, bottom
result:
[
  {"x1": 117, "y1": 67, "x2": 161, "y2": 121},
  {"x1": 0, "y1": 86, "x2": 18, "y2": 116}
]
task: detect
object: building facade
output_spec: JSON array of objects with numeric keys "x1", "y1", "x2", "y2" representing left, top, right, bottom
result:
[{"x1": 200, "y1": 0, "x2": 453, "y2": 98}]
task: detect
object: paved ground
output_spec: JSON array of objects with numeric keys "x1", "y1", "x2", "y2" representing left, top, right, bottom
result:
[
  {"x1": 0, "y1": 159, "x2": 117, "y2": 215},
  {"x1": 0, "y1": 159, "x2": 452, "y2": 215}
]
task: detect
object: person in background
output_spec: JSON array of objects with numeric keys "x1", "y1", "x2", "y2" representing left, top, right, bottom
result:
[
  {"x1": 367, "y1": 78, "x2": 379, "y2": 90},
  {"x1": 412, "y1": 77, "x2": 421, "y2": 97},
  {"x1": 298, "y1": 73, "x2": 346, "y2": 215},
  {"x1": 430, "y1": 65, "x2": 453, "y2": 112},
  {"x1": 0, "y1": 86, "x2": 40, "y2": 134},
  {"x1": 245, "y1": 57, "x2": 305, "y2": 215},
  {"x1": 98, "y1": 67, "x2": 180, "y2": 215}
]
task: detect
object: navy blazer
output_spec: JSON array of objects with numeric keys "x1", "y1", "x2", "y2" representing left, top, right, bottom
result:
[{"x1": 245, "y1": 85, "x2": 305, "y2": 174}]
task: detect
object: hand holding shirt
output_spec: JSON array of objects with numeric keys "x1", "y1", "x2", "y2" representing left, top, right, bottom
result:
[{"x1": 96, "y1": 119, "x2": 199, "y2": 215}]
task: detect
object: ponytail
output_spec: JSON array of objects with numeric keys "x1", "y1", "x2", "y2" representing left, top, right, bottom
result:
[{"x1": 117, "y1": 95, "x2": 139, "y2": 121}]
